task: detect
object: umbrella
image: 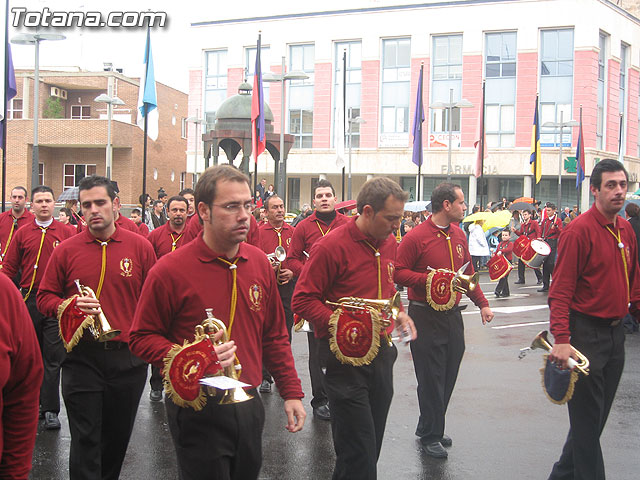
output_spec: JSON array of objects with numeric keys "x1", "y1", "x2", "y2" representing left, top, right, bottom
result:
[
  {"x1": 485, "y1": 226, "x2": 503, "y2": 238},
  {"x1": 404, "y1": 200, "x2": 431, "y2": 212},
  {"x1": 57, "y1": 187, "x2": 79, "y2": 202},
  {"x1": 483, "y1": 210, "x2": 513, "y2": 230},
  {"x1": 512, "y1": 196, "x2": 535, "y2": 204},
  {"x1": 509, "y1": 201, "x2": 535, "y2": 212},
  {"x1": 462, "y1": 211, "x2": 492, "y2": 223},
  {"x1": 335, "y1": 199, "x2": 356, "y2": 211}
]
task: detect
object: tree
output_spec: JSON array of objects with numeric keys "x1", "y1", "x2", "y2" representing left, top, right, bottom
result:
[{"x1": 43, "y1": 96, "x2": 64, "y2": 118}]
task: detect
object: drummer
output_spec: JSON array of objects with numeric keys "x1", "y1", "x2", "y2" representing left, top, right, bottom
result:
[
  {"x1": 511, "y1": 209, "x2": 543, "y2": 285},
  {"x1": 493, "y1": 229, "x2": 513, "y2": 298},
  {"x1": 539, "y1": 203, "x2": 563, "y2": 293}
]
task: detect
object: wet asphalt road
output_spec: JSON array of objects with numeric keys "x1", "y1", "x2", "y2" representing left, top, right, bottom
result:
[{"x1": 30, "y1": 273, "x2": 640, "y2": 479}]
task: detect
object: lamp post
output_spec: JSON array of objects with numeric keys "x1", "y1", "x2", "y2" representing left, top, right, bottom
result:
[
  {"x1": 263, "y1": 58, "x2": 308, "y2": 209},
  {"x1": 11, "y1": 32, "x2": 65, "y2": 189},
  {"x1": 347, "y1": 107, "x2": 365, "y2": 199},
  {"x1": 186, "y1": 110, "x2": 205, "y2": 173},
  {"x1": 95, "y1": 93, "x2": 125, "y2": 180},
  {"x1": 429, "y1": 88, "x2": 473, "y2": 182},
  {"x1": 543, "y1": 112, "x2": 579, "y2": 211}
]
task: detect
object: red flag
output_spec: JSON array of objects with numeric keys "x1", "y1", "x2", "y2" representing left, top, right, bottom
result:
[{"x1": 251, "y1": 34, "x2": 266, "y2": 164}]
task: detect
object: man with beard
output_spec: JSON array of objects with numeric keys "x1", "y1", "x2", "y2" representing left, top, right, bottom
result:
[
  {"x1": 0, "y1": 186, "x2": 34, "y2": 264},
  {"x1": 288, "y1": 179, "x2": 349, "y2": 421}
]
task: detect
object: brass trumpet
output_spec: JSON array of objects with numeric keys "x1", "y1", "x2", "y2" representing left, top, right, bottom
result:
[
  {"x1": 74, "y1": 279, "x2": 120, "y2": 342},
  {"x1": 199, "y1": 309, "x2": 253, "y2": 404},
  {"x1": 452, "y1": 261, "x2": 479, "y2": 293},
  {"x1": 326, "y1": 291, "x2": 402, "y2": 328},
  {"x1": 266, "y1": 246, "x2": 286, "y2": 267},
  {"x1": 519, "y1": 330, "x2": 590, "y2": 376}
]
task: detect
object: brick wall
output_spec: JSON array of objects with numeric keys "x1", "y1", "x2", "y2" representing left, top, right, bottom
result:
[
  {"x1": 574, "y1": 50, "x2": 599, "y2": 149},
  {"x1": 515, "y1": 52, "x2": 538, "y2": 148},
  {"x1": 626, "y1": 69, "x2": 639, "y2": 156},
  {"x1": 606, "y1": 58, "x2": 621, "y2": 153},
  {"x1": 313, "y1": 62, "x2": 331, "y2": 148}
]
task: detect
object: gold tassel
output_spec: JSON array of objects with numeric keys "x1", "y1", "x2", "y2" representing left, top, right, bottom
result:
[
  {"x1": 539, "y1": 355, "x2": 579, "y2": 405},
  {"x1": 57, "y1": 294, "x2": 94, "y2": 353},
  {"x1": 425, "y1": 270, "x2": 456, "y2": 311},
  {"x1": 328, "y1": 307, "x2": 382, "y2": 366}
]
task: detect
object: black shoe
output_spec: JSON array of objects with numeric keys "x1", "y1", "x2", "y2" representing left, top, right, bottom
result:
[
  {"x1": 313, "y1": 404, "x2": 331, "y2": 421},
  {"x1": 259, "y1": 379, "x2": 272, "y2": 393},
  {"x1": 149, "y1": 389, "x2": 163, "y2": 402},
  {"x1": 537, "y1": 280, "x2": 543, "y2": 285},
  {"x1": 514, "y1": 280, "x2": 525, "y2": 285},
  {"x1": 441, "y1": 434, "x2": 453, "y2": 447},
  {"x1": 423, "y1": 441, "x2": 448, "y2": 458},
  {"x1": 501, "y1": 293, "x2": 510, "y2": 298},
  {"x1": 44, "y1": 412, "x2": 61, "y2": 430},
  {"x1": 494, "y1": 291, "x2": 501, "y2": 297},
  {"x1": 537, "y1": 287, "x2": 549, "y2": 292}
]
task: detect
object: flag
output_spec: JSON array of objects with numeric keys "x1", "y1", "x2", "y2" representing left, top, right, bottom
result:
[
  {"x1": 335, "y1": 51, "x2": 345, "y2": 169},
  {"x1": 0, "y1": 44, "x2": 17, "y2": 149},
  {"x1": 136, "y1": 29, "x2": 158, "y2": 141},
  {"x1": 251, "y1": 34, "x2": 266, "y2": 164},
  {"x1": 412, "y1": 65, "x2": 424, "y2": 167},
  {"x1": 474, "y1": 81, "x2": 487, "y2": 178},
  {"x1": 530, "y1": 95, "x2": 541, "y2": 184},
  {"x1": 576, "y1": 109, "x2": 585, "y2": 189}
]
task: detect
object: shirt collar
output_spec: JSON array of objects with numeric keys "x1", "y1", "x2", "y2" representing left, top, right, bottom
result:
[
  {"x1": 82, "y1": 223, "x2": 123, "y2": 243},
  {"x1": 194, "y1": 233, "x2": 250, "y2": 264},
  {"x1": 346, "y1": 217, "x2": 386, "y2": 248},
  {"x1": 589, "y1": 203, "x2": 626, "y2": 230}
]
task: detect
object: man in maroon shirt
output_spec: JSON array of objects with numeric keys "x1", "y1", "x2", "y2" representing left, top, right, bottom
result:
[
  {"x1": 512, "y1": 208, "x2": 543, "y2": 285},
  {"x1": 130, "y1": 165, "x2": 305, "y2": 480},
  {"x1": 288, "y1": 179, "x2": 349, "y2": 421},
  {"x1": 2, "y1": 186, "x2": 75, "y2": 430},
  {"x1": 539, "y1": 202, "x2": 563, "y2": 292},
  {"x1": 182, "y1": 200, "x2": 262, "y2": 247},
  {"x1": 0, "y1": 186, "x2": 34, "y2": 264},
  {"x1": 0, "y1": 274, "x2": 43, "y2": 479},
  {"x1": 547, "y1": 159, "x2": 640, "y2": 480},
  {"x1": 130, "y1": 208, "x2": 149, "y2": 237},
  {"x1": 395, "y1": 182, "x2": 493, "y2": 459},
  {"x1": 37, "y1": 175, "x2": 156, "y2": 480},
  {"x1": 292, "y1": 177, "x2": 415, "y2": 480},
  {"x1": 258, "y1": 194, "x2": 295, "y2": 393},
  {"x1": 179, "y1": 188, "x2": 196, "y2": 224},
  {"x1": 146, "y1": 195, "x2": 189, "y2": 401}
]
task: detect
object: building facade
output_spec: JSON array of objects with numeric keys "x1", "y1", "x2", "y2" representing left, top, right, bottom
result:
[{"x1": 4, "y1": 68, "x2": 188, "y2": 205}]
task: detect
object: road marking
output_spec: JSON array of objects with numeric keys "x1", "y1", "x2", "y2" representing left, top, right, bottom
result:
[
  {"x1": 462, "y1": 304, "x2": 548, "y2": 315},
  {"x1": 492, "y1": 320, "x2": 550, "y2": 330}
]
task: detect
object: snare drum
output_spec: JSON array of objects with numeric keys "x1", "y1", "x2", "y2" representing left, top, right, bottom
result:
[
  {"x1": 487, "y1": 253, "x2": 513, "y2": 281},
  {"x1": 521, "y1": 239, "x2": 551, "y2": 269}
]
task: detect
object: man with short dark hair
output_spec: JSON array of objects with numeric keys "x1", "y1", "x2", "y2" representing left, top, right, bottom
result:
[
  {"x1": 179, "y1": 188, "x2": 196, "y2": 224},
  {"x1": 548, "y1": 159, "x2": 640, "y2": 480},
  {"x1": 395, "y1": 182, "x2": 493, "y2": 459},
  {"x1": 37, "y1": 175, "x2": 156, "y2": 479},
  {"x1": 539, "y1": 202, "x2": 563, "y2": 292},
  {"x1": 293, "y1": 176, "x2": 415, "y2": 479},
  {"x1": 149, "y1": 199, "x2": 166, "y2": 230},
  {"x1": 0, "y1": 186, "x2": 34, "y2": 263},
  {"x1": 130, "y1": 164, "x2": 305, "y2": 480},
  {"x1": 2, "y1": 186, "x2": 75, "y2": 430},
  {"x1": 130, "y1": 208, "x2": 149, "y2": 237},
  {"x1": 288, "y1": 178, "x2": 349, "y2": 421}
]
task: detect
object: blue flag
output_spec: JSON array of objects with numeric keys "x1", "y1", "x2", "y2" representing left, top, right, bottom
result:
[
  {"x1": 0, "y1": 44, "x2": 17, "y2": 149},
  {"x1": 412, "y1": 65, "x2": 424, "y2": 167},
  {"x1": 576, "y1": 114, "x2": 585, "y2": 188},
  {"x1": 136, "y1": 29, "x2": 158, "y2": 140}
]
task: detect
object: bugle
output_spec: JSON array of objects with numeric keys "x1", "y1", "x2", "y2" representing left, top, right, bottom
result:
[
  {"x1": 74, "y1": 279, "x2": 120, "y2": 342},
  {"x1": 519, "y1": 330, "x2": 590, "y2": 376},
  {"x1": 266, "y1": 246, "x2": 286, "y2": 267}
]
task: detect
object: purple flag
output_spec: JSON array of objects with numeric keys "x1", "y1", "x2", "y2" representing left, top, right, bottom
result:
[
  {"x1": 0, "y1": 44, "x2": 17, "y2": 149},
  {"x1": 412, "y1": 65, "x2": 424, "y2": 167}
]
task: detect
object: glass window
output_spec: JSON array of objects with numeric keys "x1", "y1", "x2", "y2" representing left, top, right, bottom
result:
[
  {"x1": 181, "y1": 118, "x2": 187, "y2": 139},
  {"x1": 381, "y1": 38, "x2": 411, "y2": 142},
  {"x1": 334, "y1": 41, "x2": 362, "y2": 148},
  {"x1": 431, "y1": 35, "x2": 463, "y2": 136},
  {"x1": 71, "y1": 105, "x2": 90, "y2": 119},
  {"x1": 289, "y1": 44, "x2": 315, "y2": 149},
  {"x1": 246, "y1": 46, "x2": 270, "y2": 103},
  {"x1": 620, "y1": 43, "x2": 628, "y2": 114},
  {"x1": 204, "y1": 50, "x2": 227, "y2": 132},
  {"x1": 485, "y1": 32, "x2": 517, "y2": 148},
  {"x1": 8, "y1": 98, "x2": 22, "y2": 119},
  {"x1": 63, "y1": 164, "x2": 96, "y2": 191},
  {"x1": 38, "y1": 163, "x2": 44, "y2": 186},
  {"x1": 288, "y1": 177, "x2": 300, "y2": 211},
  {"x1": 597, "y1": 32, "x2": 607, "y2": 149}
]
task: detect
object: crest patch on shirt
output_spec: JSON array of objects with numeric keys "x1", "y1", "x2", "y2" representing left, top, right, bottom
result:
[
  {"x1": 52, "y1": 240, "x2": 60, "y2": 248},
  {"x1": 248, "y1": 283, "x2": 263, "y2": 312},
  {"x1": 120, "y1": 257, "x2": 133, "y2": 277},
  {"x1": 286, "y1": 237, "x2": 291, "y2": 247},
  {"x1": 456, "y1": 244, "x2": 464, "y2": 259}
]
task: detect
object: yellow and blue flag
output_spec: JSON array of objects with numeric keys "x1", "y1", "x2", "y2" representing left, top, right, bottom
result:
[{"x1": 530, "y1": 95, "x2": 541, "y2": 184}]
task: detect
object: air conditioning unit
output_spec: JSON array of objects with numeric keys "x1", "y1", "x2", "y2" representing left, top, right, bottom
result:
[{"x1": 50, "y1": 87, "x2": 68, "y2": 99}]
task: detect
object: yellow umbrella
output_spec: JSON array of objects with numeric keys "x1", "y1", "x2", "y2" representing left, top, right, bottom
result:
[
  {"x1": 462, "y1": 212, "x2": 492, "y2": 223},
  {"x1": 483, "y1": 210, "x2": 513, "y2": 231}
]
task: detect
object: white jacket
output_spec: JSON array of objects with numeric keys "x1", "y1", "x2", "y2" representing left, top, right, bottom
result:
[{"x1": 468, "y1": 223, "x2": 490, "y2": 256}]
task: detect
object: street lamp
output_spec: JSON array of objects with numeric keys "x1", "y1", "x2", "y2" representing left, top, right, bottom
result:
[
  {"x1": 263, "y1": 58, "x2": 308, "y2": 208},
  {"x1": 186, "y1": 110, "x2": 205, "y2": 172},
  {"x1": 11, "y1": 32, "x2": 66, "y2": 189},
  {"x1": 429, "y1": 88, "x2": 473, "y2": 182},
  {"x1": 347, "y1": 108, "x2": 365, "y2": 199},
  {"x1": 95, "y1": 93, "x2": 125, "y2": 180},
  {"x1": 543, "y1": 111, "x2": 579, "y2": 211}
]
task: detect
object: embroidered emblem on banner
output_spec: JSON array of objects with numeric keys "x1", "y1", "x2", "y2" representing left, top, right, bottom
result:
[
  {"x1": 425, "y1": 269, "x2": 456, "y2": 311},
  {"x1": 120, "y1": 258, "x2": 133, "y2": 277},
  {"x1": 249, "y1": 283, "x2": 263, "y2": 312},
  {"x1": 387, "y1": 262, "x2": 395, "y2": 284},
  {"x1": 456, "y1": 244, "x2": 464, "y2": 259}
]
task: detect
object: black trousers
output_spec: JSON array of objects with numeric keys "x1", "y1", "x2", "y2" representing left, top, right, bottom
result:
[
  {"x1": 308, "y1": 332, "x2": 328, "y2": 408},
  {"x1": 542, "y1": 239, "x2": 558, "y2": 289},
  {"x1": 25, "y1": 291, "x2": 65, "y2": 414},
  {"x1": 517, "y1": 258, "x2": 542, "y2": 283},
  {"x1": 165, "y1": 391, "x2": 264, "y2": 480},
  {"x1": 150, "y1": 365, "x2": 163, "y2": 391},
  {"x1": 548, "y1": 312, "x2": 625, "y2": 480},
  {"x1": 408, "y1": 302, "x2": 465, "y2": 444},
  {"x1": 495, "y1": 272, "x2": 510, "y2": 297},
  {"x1": 62, "y1": 343, "x2": 147, "y2": 480},
  {"x1": 320, "y1": 338, "x2": 397, "y2": 480},
  {"x1": 262, "y1": 281, "x2": 294, "y2": 383}
]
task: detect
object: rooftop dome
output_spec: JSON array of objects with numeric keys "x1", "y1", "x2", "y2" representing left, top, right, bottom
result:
[{"x1": 215, "y1": 83, "x2": 274, "y2": 122}]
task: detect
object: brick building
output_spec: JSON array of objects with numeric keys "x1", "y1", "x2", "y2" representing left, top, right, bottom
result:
[{"x1": 4, "y1": 68, "x2": 188, "y2": 205}]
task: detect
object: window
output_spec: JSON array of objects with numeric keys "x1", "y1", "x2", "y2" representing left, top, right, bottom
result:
[
  {"x1": 498, "y1": 178, "x2": 524, "y2": 201},
  {"x1": 181, "y1": 118, "x2": 187, "y2": 139},
  {"x1": 246, "y1": 46, "x2": 270, "y2": 103},
  {"x1": 204, "y1": 50, "x2": 227, "y2": 132},
  {"x1": 288, "y1": 177, "x2": 300, "y2": 211},
  {"x1": 597, "y1": 32, "x2": 607, "y2": 149},
  {"x1": 192, "y1": 173, "x2": 198, "y2": 188},
  {"x1": 8, "y1": 98, "x2": 22, "y2": 119},
  {"x1": 334, "y1": 41, "x2": 362, "y2": 148},
  {"x1": 431, "y1": 35, "x2": 463, "y2": 142},
  {"x1": 381, "y1": 38, "x2": 411, "y2": 144},
  {"x1": 63, "y1": 164, "x2": 96, "y2": 191},
  {"x1": 620, "y1": 43, "x2": 628, "y2": 114},
  {"x1": 289, "y1": 44, "x2": 314, "y2": 148},
  {"x1": 540, "y1": 29, "x2": 574, "y2": 146},
  {"x1": 71, "y1": 105, "x2": 91, "y2": 119},
  {"x1": 485, "y1": 32, "x2": 516, "y2": 148},
  {"x1": 38, "y1": 163, "x2": 44, "y2": 186},
  {"x1": 180, "y1": 172, "x2": 186, "y2": 192}
]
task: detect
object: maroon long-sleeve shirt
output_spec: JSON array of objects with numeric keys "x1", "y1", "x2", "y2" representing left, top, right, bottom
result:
[
  {"x1": 496, "y1": 239, "x2": 513, "y2": 262},
  {"x1": 0, "y1": 274, "x2": 43, "y2": 479},
  {"x1": 129, "y1": 234, "x2": 303, "y2": 400},
  {"x1": 540, "y1": 214, "x2": 563, "y2": 240},
  {"x1": 394, "y1": 217, "x2": 489, "y2": 309},
  {"x1": 0, "y1": 210, "x2": 34, "y2": 261},
  {"x1": 288, "y1": 211, "x2": 349, "y2": 277},
  {"x1": 37, "y1": 226, "x2": 156, "y2": 344},
  {"x1": 516, "y1": 219, "x2": 541, "y2": 239},
  {"x1": 259, "y1": 222, "x2": 294, "y2": 270},
  {"x1": 549, "y1": 204, "x2": 640, "y2": 343},
  {"x1": 292, "y1": 218, "x2": 398, "y2": 340},
  {"x1": 147, "y1": 223, "x2": 188, "y2": 259}
]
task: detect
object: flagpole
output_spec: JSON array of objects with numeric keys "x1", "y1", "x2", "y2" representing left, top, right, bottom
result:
[
  {"x1": 341, "y1": 50, "x2": 346, "y2": 201},
  {"x1": 141, "y1": 26, "x2": 150, "y2": 224},
  {"x1": 2, "y1": 0, "x2": 9, "y2": 212},
  {"x1": 417, "y1": 64, "x2": 423, "y2": 202},
  {"x1": 577, "y1": 105, "x2": 582, "y2": 210},
  {"x1": 479, "y1": 80, "x2": 485, "y2": 210}
]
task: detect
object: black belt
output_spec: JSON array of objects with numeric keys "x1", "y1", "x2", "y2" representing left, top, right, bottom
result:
[
  {"x1": 79, "y1": 340, "x2": 127, "y2": 351},
  {"x1": 409, "y1": 300, "x2": 467, "y2": 312},
  {"x1": 571, "y1": 310, "x2": 621, "y2": 327}
]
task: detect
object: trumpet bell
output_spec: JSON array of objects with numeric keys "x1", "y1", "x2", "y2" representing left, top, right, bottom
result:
[
  {"x1": 452, "y1": 271, "x2": 479, "y2": 293},
  {"x1": 219, "y1": 387, "x2": 254, "y2": 404},
  {"x1": 529, "y1": 330, "x2": 590, "y2": 376},
  {"x1": 267, "y1": 246, "x2": 287, "y2": 265}
]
